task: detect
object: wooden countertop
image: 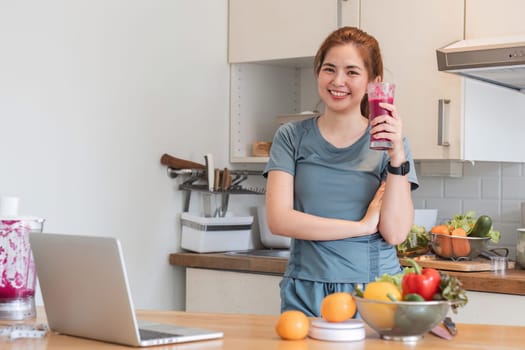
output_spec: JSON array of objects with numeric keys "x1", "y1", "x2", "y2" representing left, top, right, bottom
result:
[
  {"x1": 5, "y1": 307, "x2": 524, "y2": 349},
  {"x1": 169, "y1": 252, "x2": 525, "y2": 296}
]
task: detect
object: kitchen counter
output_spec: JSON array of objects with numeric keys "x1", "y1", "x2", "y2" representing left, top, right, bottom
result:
[
  {"x1": 169, "y1": 252, "x2": 525, "y2": 296},
  {"x1": 5, "y1": 306, "x2": 524, "y2": 349}
]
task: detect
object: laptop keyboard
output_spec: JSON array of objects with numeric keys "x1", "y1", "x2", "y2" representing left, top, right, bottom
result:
[{"x1": 139, "y1": 328, "x2": 181, "y2": 340}]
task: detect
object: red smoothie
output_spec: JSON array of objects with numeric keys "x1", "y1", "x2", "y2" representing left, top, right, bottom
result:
[{"x1": 368, "y1": 96, "x2": 393, "y2": 150}]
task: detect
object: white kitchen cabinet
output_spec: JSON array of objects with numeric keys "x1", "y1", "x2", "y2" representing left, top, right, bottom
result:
[
  {"x1": 361, "y1": 0, "x2": 464, "y2": 160},
  {"x1": 185, "y1": 268, "x2": 281, "y2": 315},
  {"x1": 466, "y1": 0, "x2": 525, "y2": 39},
  {"x1": 228, "y1": 0, "x2": 359, "y2": 63},
  {"x1": 463, "y1": 79, "x2": 525, "y2": 162},
  {"x1": 228, "y1": 0, "x2": 360, "y2": 163},
  {"x1": 451, "y1": 291, "x2": 525, "y2": 326}
]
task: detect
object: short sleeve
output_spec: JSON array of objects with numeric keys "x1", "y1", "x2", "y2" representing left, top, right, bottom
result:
[{"x1": 263, "y1": 122, "x2": 300, "y2": 178}]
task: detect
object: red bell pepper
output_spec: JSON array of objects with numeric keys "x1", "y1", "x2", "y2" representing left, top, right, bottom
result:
[{"x1": 402, "y1": 259, "x2": 441, "y2": 301}]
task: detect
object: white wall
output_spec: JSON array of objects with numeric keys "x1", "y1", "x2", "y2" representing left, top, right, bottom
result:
[{"x1": 0, "y1": 0, "x2": 230, "y2": 310}]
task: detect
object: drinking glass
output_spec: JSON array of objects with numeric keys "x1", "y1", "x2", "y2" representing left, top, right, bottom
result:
[{"x1": 368, "y1": 82, "x2": 395, "y2": 150}]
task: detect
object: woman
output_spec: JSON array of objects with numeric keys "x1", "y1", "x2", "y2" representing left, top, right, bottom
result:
[{"x1": 263, "y1": 26, "x2": 418, "y2": 316}]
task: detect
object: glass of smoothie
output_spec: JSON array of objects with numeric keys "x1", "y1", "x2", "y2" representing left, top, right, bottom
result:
[{"x1": 367, "y1": 82, "x2": 395, "y2": 150}]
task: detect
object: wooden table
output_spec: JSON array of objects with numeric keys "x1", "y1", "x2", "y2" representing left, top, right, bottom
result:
[{"x1": 2, "y1": 308, "x2": 524, "y2": 349}]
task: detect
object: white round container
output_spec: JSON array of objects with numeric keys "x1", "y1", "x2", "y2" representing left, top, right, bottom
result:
[{"x1": 308, "y1": 318, "x2": 366, "y2": 342}]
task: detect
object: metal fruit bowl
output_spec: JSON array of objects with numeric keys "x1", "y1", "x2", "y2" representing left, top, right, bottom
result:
[
  {"x1": 353, "y1": 295, "x2": 451, "y2": 341},
  {"x1": 430, "y1": 233, "x2": 491, "y2": 260}
]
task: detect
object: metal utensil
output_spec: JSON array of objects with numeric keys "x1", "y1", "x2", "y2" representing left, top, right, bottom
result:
[
  {"x1": 443, "y1": 317, "x2": 457, "y2": 336},
  {"x1": 204, "y1": 154, "x2": 214, "y2": 192},
  {"x1": 218, "y1": 168, "x2": 231, "y2": 217}
]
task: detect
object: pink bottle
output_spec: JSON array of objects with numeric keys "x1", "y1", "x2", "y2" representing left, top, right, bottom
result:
[{"x1": 0, "y1": 197, "x2": 44, "y2": 320}]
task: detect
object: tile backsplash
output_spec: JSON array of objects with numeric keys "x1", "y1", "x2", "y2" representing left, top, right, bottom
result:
[{"x1": 412, "y1": 161, "x2": 525, "y2": 258}]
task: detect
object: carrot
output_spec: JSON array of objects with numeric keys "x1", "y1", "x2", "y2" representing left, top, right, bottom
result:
[{"x1": 451, "y1": 228, "x2": 471, "y2": 257}]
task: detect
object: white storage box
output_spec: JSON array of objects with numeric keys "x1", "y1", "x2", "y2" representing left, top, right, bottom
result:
[{"x1": 180, "y1": 212, "x2": 255, "y2": 253}]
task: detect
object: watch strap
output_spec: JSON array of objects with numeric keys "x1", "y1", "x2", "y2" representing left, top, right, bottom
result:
[{"x1": 387, "y1": 161, "x2": 410, "y2": 176}]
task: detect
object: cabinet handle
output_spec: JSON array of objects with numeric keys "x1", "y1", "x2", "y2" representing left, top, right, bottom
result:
[
  {"x1": 337, "y1": 0, "x2": 348, "y2": 27},
  {"x1": 438, "y1": 99, "x2": 450, "y2": 147}
]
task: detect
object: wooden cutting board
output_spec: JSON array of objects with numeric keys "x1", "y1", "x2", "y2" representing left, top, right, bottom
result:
[{"x1": 400, "y1": 255, "x2": 516, "y2": 272}]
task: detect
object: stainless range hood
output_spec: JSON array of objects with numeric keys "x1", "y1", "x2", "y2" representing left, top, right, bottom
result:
[{"x1": 437, "y1": 35, "x2": 525, "y2": 92}]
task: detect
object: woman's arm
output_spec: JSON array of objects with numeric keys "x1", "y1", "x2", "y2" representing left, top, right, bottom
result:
[
  {"x1": 374, "y1": 102, "x2": 414, "y2": 245},
  {"x1": 265, "y1": 170, "x2": 384, "y2": 241},
  {"x1": 379, "y1": 167, "x2": 413, "y2": 245}
]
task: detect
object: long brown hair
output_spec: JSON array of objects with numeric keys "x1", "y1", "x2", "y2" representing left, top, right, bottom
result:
[{"x1": 314, "y1": 27, "x2": 384, "y2": 116}]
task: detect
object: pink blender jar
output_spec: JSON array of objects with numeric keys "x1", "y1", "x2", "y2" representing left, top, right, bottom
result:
[{"x1": 0, "y1": 196, "x2": 44, "y2": 320}]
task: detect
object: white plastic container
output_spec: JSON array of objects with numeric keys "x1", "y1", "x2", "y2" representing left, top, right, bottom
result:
[
  {"x1": 180, "y1": 212, "x2": 254, "y2": 253},
  {"x1": 308, "y1": 318, "x2": 365, "y2": 342}
]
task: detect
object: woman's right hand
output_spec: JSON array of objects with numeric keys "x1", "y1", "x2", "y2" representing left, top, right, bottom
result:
[{"x1": 360, "y1": 183, "x2": 385, "y2": 234}]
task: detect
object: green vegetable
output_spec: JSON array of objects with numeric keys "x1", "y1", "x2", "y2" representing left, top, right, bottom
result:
[
  {"x1": 396, "y1": 224, "x2": 430, "y2": 257},
  {"x1": 448, "y1": 211, "x2": 477, "y2": 232},
  {"x1": 387, "y1": 293, "x2": 400, "y2": 301},
  {"x1": 403, "y1": 293, "x2": 425, "y2": 302},
  {"x1": 439, "y1": 272, "x2": 468, "y2": 313},
  {"x1": 470, "y1": 215, "x2": 492, "y2": 238}
]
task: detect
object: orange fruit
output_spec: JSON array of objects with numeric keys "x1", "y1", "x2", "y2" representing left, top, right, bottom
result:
[
  {"x1": 363, "y1": 281, "x2": 402, "y2": 302},
  {"x1": 275, "y1": 310, "x2": 310, "y2": 340},
  {"x1": 320, "y1": 292, "x2": 356, "y2": 322},
  {"x1": 431, "y1": 224, "x2": 451, "y2": 235},
  {"x1": 451, "y1": 227, "x2": 471, "y2": 257}
]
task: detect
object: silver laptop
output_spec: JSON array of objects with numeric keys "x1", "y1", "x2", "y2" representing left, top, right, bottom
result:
[{"x1": 29, "y1": 233, "x2": 224, "y2": 347}]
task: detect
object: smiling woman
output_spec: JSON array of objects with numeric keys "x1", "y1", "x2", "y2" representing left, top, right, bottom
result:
[{"x1": 264, "y1": 26, "x2": 418, "y2": 317}]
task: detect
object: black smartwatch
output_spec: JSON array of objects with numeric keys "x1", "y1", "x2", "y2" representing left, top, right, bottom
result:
[{"x1": 387, "y1": 161, "x2": 410, "y2": 176}]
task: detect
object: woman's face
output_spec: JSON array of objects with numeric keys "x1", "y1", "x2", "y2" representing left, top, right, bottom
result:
[{"x1": 317, "y1": 43, "x2": 371, "y2": 115}]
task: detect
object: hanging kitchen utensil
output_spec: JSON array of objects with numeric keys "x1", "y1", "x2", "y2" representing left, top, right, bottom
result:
[{"x1": 160, "y1": 154, "x2": 206, "y2": 170}]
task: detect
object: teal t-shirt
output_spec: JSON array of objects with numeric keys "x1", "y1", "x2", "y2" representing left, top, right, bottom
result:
[{"x1": 264, "y1": 117, "x2": 419, "y2": 283}]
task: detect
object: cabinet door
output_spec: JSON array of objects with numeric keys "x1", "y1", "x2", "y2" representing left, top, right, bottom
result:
[
  {"x1": 186, "y1": 268, "x2": 281, "y2": 315},
  {"x1": 466, "y1": 0, "x2": 525, "y2": 38},
  {"x1": 229, "y1": 0, "x2": 359, "y2": 63},
  {"x1": 361, "y1": 0, "x2": 464, "y2": 160}
]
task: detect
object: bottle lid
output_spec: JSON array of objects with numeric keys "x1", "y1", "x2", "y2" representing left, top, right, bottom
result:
[{"x1": 0, "y1": 196, "x2": 19, "y2": 217}]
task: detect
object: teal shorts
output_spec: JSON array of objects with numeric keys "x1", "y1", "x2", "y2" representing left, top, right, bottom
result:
[{"x1": 280, "y1": 277, "x2": 367, "y2": 317}]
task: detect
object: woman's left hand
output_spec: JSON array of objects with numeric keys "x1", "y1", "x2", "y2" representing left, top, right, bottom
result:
[{"x1": 370, "y1": 102, "x2": 406, "y2": 163}]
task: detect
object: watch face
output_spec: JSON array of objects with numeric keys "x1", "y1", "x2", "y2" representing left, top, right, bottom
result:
[{"x1": 401, "y1": 161, "x2": 410, "y2": 174}]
